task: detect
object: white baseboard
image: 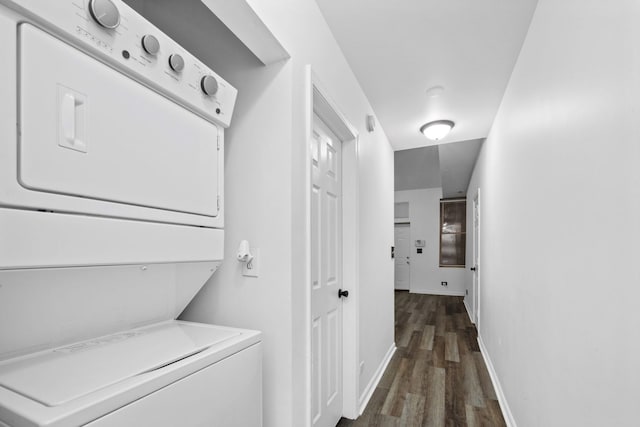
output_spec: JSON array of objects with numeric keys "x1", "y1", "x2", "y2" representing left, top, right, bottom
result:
[
  {"x1": 410, "y1": 289, "x2": 465, "y2": 297},
  {"x1": 358, "y1": 343, "x2": 396, "y2": 415},
  {"x1": 477, "y1": 335, "x2": 517, "y2": 427},
  {"x1": 463, "y1": 299, "x2": 475, "y2": 324}
]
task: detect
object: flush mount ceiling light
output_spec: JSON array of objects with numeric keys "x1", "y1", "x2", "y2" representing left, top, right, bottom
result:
[{"x1": 419, "y1": 120, "x2": 455, "y2": 141}]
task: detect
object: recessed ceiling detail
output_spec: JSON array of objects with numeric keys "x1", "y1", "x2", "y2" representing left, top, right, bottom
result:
[{"x1": 394, "y1": 139, "x2": 483, "y2": 196}]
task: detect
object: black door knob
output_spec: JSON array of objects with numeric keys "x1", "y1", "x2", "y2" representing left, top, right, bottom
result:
[
  {"x1": 338, "y1": 289, "x2": 349, "y2": 298},
  {"x1": 470, "y1": 267, "x2": 477, "y2": 271}
]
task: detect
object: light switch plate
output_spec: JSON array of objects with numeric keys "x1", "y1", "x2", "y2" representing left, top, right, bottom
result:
[{"x1": 242, "y1": 248, "x2": 259, "y2": 277}]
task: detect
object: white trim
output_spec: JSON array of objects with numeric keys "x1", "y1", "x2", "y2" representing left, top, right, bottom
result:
[
  {"x1": 358, "y1": 343, "x2": 396, "y2": 416},
  {"x1": 477, "y1": 335, "x2": 517, "y2": 427},
  {"x1": 340, "y1": 133, "x2": 360, "y2": 420},
  {"x1": 302, "y1": 66, "x2": 313, "y2": 427},
  {"x1": 410, "y1": 290, "x2": 466, "y2": 297},
  {"x1": 463, "y1": 299, "x2": 474, "y2": 324}
]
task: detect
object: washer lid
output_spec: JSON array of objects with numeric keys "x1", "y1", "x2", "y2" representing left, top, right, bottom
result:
[{"x1": 0, "y1": 322, "x2": 240, "y2": 407}]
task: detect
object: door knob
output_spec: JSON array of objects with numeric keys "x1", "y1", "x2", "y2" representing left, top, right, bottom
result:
[
  {"x1": 338, "y1": 289, "x2": 349, "y2": 298},
  {"x1": 470, "y1": 267, "x2": 477, "y2": 271}
]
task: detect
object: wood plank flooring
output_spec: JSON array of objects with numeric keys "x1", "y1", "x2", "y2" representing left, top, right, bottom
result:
[{"x1": 336, "y1": 291, "x2": 506, "y2": 427}]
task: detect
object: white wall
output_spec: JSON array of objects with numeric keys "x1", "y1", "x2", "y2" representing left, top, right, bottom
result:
[
  {"x1": 123, "y1": 1, "x2": 395, "y2": 426},
  {"x1": 465, "y1": 1, "x2": 640, "y2": 426},
  {"x1": 395, "y1": 189, "x2": 466, "y2": 296},
  {"x1": 247, "y1": 0, "x2": 395, "y2": 419}
]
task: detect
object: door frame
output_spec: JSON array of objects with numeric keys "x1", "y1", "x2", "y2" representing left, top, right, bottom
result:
[
  {"x1": 472, "y1": 189, "x2": 481, "y2": 327},
  {"x1": 303, "y1": 66, "x2": 360, "y2": 423}
]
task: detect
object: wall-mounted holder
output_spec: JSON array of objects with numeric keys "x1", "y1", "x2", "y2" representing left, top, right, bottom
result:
[
  {"x1": 242, "y1": 248, "x2": 259, "y2": 277},
  {"x1": 237, "y1": 240, "x2": 259, "y2": 277}
]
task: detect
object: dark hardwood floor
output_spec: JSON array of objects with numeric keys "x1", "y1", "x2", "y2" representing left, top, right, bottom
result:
[{"x1": 337, "y1": 291, "x2": 506, "y2": 427}]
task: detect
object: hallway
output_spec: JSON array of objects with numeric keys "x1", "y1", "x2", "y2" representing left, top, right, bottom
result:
[{"x1": 338, "y1": 292, "x2": 506, "y2": 427}]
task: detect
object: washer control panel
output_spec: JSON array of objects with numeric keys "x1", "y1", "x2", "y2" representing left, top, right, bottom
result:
[{"x1": 8, "y1": 0, "x2": 237, "y2": 127}]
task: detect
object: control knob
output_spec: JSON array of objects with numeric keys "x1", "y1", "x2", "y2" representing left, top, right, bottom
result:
[
  {"x1": 89, "y1": 0, "x2": 120, "y2": 29},
  {"x1": 200, "y1": 75, "x2": 218, "y2": 96},
  {"x1": 141, "y1": 35, "x2": 160, "y2": 55},
  {"x1": 169, "y1": 54, "x2": 185, "y2": 72}
]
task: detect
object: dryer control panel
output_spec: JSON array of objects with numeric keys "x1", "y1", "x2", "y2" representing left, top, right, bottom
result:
[{"x1": 4, "y1": 0, "x2": 237, "y2": 127}]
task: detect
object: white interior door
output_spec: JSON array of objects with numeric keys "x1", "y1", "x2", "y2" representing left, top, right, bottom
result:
[
  {"x1": 311, "y1": 114, "x2": 343, "y2": 427},
  {"x1": 472, "y1": 191, "x2": 480, "y2": 325},
  {"x1": 394, "y1": 224, "x2": 411, "y2": 290}
]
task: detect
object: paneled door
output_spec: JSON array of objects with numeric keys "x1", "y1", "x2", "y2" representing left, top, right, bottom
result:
[
  {"x1": 394, "y1": 224, "x2": 411, "y2": 290},
  {"x1": 311, "y1": 113, "x2": 343, "y2": 427}
]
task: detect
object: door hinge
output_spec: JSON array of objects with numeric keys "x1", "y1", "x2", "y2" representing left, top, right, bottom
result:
[
  {"x1": 217, "y1": 196, "x2": 220, "y2": 212},
  {"x1": 217, "y1": 134, "x2": 220, "y2": 151}
]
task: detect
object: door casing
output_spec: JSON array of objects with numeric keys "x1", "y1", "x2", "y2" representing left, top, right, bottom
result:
[{"x1": 303, "y1": 66, "x2": 360, "y2": 424}]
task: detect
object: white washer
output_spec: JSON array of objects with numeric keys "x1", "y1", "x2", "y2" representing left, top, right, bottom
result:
[
  {"x1": 0, "y1": 0, "x2": 261, "y2": 426},
  {"x1": 0, "y1": 322, "x2": 261, "y2": 427}
]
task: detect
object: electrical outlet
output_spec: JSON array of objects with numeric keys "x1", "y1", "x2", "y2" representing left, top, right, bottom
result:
[{"x1": 441, "y1": 281, "x2": 448, "y2": 287}]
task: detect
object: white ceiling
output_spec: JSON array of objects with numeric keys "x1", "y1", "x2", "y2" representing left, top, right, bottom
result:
[{"x1": 315, "y1": 0, "x2": 538, "y2": 151}]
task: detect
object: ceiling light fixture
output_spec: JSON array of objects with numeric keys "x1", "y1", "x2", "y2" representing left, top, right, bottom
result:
[{"x1": 419, "y1": 120, "x2": 455, "y2": 141}]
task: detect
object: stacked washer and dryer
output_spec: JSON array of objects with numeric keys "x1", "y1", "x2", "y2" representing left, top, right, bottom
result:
[{"x1": 0, "y1": 0, "x2": 261, "y2": 426}]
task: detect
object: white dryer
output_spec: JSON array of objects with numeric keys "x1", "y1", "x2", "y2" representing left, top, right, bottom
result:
[{"x1": 0, "y1": 0, "x2": 261, "y2": 426}]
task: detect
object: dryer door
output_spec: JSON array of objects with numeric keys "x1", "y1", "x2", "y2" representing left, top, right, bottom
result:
[{"x1": 18, "y1": 24, "x2": 220, "y2": 219}]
